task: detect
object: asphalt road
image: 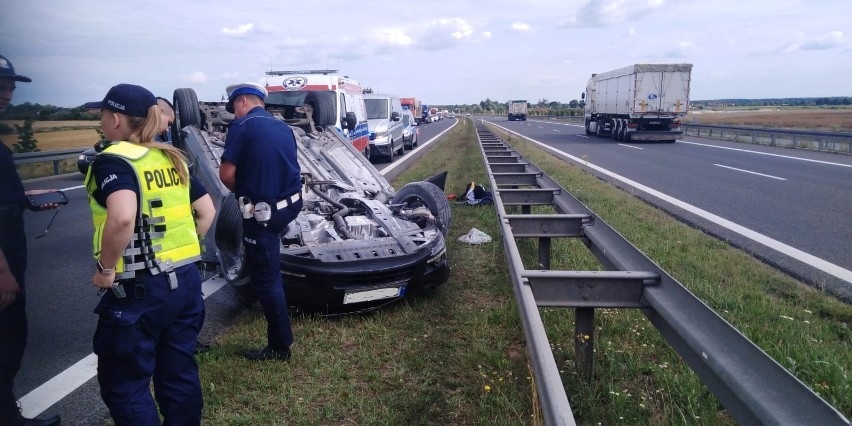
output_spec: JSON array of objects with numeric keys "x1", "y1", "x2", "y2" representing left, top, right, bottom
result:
[
  {"x1": 13, "y1": 117, "x2": 458, "y2": 424},
  {"x1": 481, "y1": 116, "x2": 852, "y2": 301}
]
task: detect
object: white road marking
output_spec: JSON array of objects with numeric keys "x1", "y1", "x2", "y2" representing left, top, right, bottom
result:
[
  {"x1": 714, "y1": 164, "x2": 786, "y2": 180},
  {"x1": 618, "y1": 144, "x2": 643, "y2": 150},
  {"x1": 677, "y1": 140, "x2": 852, "y2": 168},
  {"x1": 20, "y1": 275, "x2": 229, "y2": 417},
  {"x1": 553, "y1": 129, "x2": 561, "y2": 132},
  {"x1": 577, "y1": 135, "x2": 589, "y2": 139},
  {"x1": 489, "y1": 121, "x2": 852, "y2": 285}
]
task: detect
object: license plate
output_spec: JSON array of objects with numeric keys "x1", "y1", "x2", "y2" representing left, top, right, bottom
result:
[{"x1": 343, "y1": 287, "x2": 402, "y2": 304}]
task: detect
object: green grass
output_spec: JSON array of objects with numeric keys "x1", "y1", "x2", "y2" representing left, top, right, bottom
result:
[{"x1": 192, "y1": 118, "x2": 850, "y2": 425}]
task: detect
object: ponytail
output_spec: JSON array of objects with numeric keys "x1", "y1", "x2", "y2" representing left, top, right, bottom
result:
[{"x1": 126, "y1": 105, "x2": 190, "y2": 184}]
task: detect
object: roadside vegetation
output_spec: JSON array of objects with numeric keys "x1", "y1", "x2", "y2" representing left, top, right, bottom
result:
[
  {"x1": 686, "y1": 107, "x2": 852, "y2": 132},
  {"x1": 189, "y1": 117, "x2": 849, "y2": 425}
]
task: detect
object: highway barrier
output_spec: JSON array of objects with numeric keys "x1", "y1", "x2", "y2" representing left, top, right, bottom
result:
[{"x1": 474, "y1": 119, "x2": 849, "y2": 425}]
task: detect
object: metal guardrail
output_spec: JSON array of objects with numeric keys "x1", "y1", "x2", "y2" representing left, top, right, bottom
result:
[
  {"x1": 682, "y1": 124, "x2": 852, "y2": 153},
  {"x1": 12, "y1": 148, "x2": 85, "y2": 175},
  {"x1": 474, "y1": 120, "x2": 849, "y2": 425}
]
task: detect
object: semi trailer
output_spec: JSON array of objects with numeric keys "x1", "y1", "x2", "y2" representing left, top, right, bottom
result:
[
  {"x1": 582, "y1": 64, "x2": 692, "y2": 142},
  {"x1": 507, "y1": 100, "x2": 528, "y2": 121}
]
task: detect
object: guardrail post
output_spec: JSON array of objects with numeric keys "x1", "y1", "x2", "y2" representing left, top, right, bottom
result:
[
  {"x1": 53, "y1": 160, "x2": 60, "y2": 176},
  {"x1": 771, "y1": 133, "x2": 776, "y2": 146},
  {"x1": 575, "y1": 308, "x2": 595, "y2": 382}
]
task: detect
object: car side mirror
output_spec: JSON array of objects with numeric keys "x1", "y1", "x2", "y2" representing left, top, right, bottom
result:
[
  {"x1": 391, "y1": 111, "x2": 400, "y2": 121},
  {"x1": 342, "y1": 112, "x2": 357, "y2": 129}
]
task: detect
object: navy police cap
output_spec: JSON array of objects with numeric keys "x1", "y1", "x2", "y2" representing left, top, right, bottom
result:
[
  {"x1": 83, "y1": 84, "x2": 157, "y2": 118},
  {"x1": 0, "y1": 54, "x2": 32, "y2": 82}
]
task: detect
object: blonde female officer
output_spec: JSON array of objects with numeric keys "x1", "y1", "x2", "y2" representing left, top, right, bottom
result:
[{"x1": 83, "y1": 83, "x2": 211, "y2": 425}]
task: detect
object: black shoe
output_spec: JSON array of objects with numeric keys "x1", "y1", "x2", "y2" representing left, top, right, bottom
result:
[
  {"x1": 13, "y1": 413, "x2": 61, "y2": 426},
  {"x1": 194, "y1": 340, "x2": 211, "y2": 355},
  {"x1": 243, "y1": 346, "x2": 291, "y2": 361}
]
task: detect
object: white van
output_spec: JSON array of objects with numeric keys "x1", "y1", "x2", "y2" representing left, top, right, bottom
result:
[
  {"x1": 265, "y1": 69, "x2": 371, "y2": 159},
  {"x1": 363, "y1": 94, "x2": 404, "y2": 162}
]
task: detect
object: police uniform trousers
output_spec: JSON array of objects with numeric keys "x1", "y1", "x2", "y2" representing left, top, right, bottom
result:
[
  {"x1": 93, "y1": 263, "x2": 204, "y2": 426},
  {"x1": 242, "y1": 199, "x2": 302, "y2": 351},
  {"x1": 0, "y1": 204, "x2": 27, "y2": 422}
]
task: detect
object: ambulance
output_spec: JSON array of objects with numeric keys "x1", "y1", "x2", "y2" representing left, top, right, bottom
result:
[{"x1": 265, "y1": 69, "x2": 371, "y2": 159}]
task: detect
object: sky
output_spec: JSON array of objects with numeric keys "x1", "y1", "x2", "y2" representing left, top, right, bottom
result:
[{"x1": 1, "y1": 0, "x2": 851, "y2": 108}]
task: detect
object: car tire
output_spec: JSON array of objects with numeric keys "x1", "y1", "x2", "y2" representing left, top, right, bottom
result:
[
  {"x1": 391, "y1": 181, "x2": 451, "y2": 237},
  {"x1": 172, "y1": 88, "x2": 201, "y2": 149},
  {"x1": 412, "y1": 133, "x2": 418, "y2": 148},
  {"x1": 213, "y1": 194, "x2": 255, "y2": 304},
  {"x1": 304, "y1": 91, "x2": 336, "y2": 127}
]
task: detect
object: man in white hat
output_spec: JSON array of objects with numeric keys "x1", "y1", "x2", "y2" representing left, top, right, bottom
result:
[{"x1": 219, "y1": 82, "x2": 302, "y2": 361}]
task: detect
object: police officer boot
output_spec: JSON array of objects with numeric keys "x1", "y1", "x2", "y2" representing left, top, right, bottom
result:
[{"x1": 243, "y1": 346, "x2": 291, "y2": 361}]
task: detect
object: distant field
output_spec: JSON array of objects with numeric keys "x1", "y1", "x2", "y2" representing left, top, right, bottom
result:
[
  {"x1": 1, "y1": 120, "x2": 99, "y2": 151},
  {"x1": 687, "y1": 108, "x2": 852, "y2": 131}
]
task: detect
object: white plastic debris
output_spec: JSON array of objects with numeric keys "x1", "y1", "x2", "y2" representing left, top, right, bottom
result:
[{"x1": 458, "y1": 228, "x2": 492, "y2": 245}]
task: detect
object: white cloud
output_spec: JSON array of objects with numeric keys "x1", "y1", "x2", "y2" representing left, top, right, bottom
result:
[
  {"x1": 220, "y1": 23, "x2": 254, "y2": 37},
  {"x1": 187, "y1": 71, "x2": 208, "y2": 83},
  {"x1": 482, "y1": 31, "x2": 492, "y2": 39},
  {"x1": 801, "y1": 31, "x2": 845, "y2": 50},
  {"x1": 559, "y1": 0, "x2": 670, "y2": 28},
  {"x1": 511, "y1": 22, "x2": 531, "y2": 32},
  {"x1": 414, "y1": 17, "x2": 479, "y2": 50},
  {"x1": 373, "y1": 28, "x2": 414, "y2": 47}
]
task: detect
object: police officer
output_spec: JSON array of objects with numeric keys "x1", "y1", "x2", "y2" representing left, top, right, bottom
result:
[
  {"x1": 0, "y1": 54, "x2": 62, "y2": 426},
  {"x1": 83, "y1": 83, "x2": 209, "y2": 425},
  {"x1": 219, "y1": 82, "x2": 302, "y2": 361}
]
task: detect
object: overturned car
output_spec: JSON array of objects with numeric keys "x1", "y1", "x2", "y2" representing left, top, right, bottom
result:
[{"x1": 170, "y1": 88, "x2": 450, "y2": 313}]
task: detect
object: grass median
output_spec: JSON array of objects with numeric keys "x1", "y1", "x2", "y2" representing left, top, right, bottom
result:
[{"x1": 194, "y1": 118, "x2": 849, "y2": 425}]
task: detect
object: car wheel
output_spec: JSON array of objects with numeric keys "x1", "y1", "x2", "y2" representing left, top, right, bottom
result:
[
  {"x1": 172, "y1": 88, "x2": 201, "y2": 149},
  {"x1": 214, "y1": 194, "x2": 255, "y2": 305},
  {"x1": 391, "y1": 181, "x2": 451, "y2": 237},
  {"x1": 584, "y1": 119, "x2": 592, "y2": 136},
  {"x1": 397, "y1": 137, "x2": 404, "y2": 155},
  {"x1": 363, "y1": 145, "x2": 371, "y2": 161},
  {"x1": 304, "y1": 91, "x2": 336, "y2": 127},
  {"x1": 412, "y1": 133, "x2": 418, "y2": 148},
  {"x1": 386, "y1": 142, "x2": 394, "y2": 163}
]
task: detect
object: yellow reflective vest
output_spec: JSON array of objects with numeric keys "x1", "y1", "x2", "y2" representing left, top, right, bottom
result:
[{"x1": 85, "y1": 142, "x2": 200, "y2": 280}]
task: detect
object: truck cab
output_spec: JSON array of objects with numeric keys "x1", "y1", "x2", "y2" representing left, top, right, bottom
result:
[{"x1": 265, "y1": 69, "x2": 371, "y2": 158}]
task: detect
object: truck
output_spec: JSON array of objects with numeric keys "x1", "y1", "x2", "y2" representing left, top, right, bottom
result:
[
  {"x1": 421, "y1": 104, "x2": 430, "y2": 123},
  {"x1": 582, "y1": 64, "x2": 692, "y2": 142},
  {"x1": 507, "y1": 100, "x2": 527, "y2": 121},
  {"x1": 400, "y1": 97, "x2": 422, "y2": 124}
]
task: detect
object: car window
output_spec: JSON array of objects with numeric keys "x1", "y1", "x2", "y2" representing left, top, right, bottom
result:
[{"x1": 365, "y1": 99, "x2": 388, "y2": 119}]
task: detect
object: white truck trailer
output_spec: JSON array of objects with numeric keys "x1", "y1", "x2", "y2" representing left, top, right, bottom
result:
[
  {"x1": 582, "y1": 64, "x2": 692, "y2": 142},
  {"x1": 507, "y1": 100, "x2": 528, "y2": 121}
]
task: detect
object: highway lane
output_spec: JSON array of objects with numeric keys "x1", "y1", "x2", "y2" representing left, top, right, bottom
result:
[
  {"x1": 14, "y1": 117, "x2": 457, "y2": 423},
  {"x1": 483, "y1": 116, "x2": 852, "y2": 300}
]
